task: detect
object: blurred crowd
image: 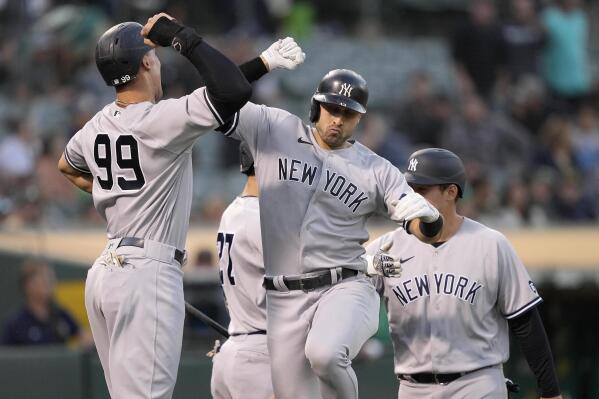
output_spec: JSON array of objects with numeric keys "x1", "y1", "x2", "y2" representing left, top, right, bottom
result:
[{"x1": 0, "y1": 0, "x2": 598, "y2": 232}]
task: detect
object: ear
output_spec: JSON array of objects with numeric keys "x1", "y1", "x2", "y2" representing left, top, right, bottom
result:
[
  {"x1": 141, "y1": 51, "x2": 153, "y2": 71},
  {"x1": 446, "y1": 184, "x2": 459, "y2": 201}
]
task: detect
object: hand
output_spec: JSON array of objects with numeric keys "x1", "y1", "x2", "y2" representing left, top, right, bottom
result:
[
  {"x1": 141, "y1": 12, "x2": 176, "y2": 47},
  {"x1": 364, "y1": 241, "x2": 401, "y2": 277},
  {"x1": 260, "y1": 37, "x2": 306, "y2": 71},
  {"x1": 390, "y1": 192, "x2": 440, "y2": 224}
]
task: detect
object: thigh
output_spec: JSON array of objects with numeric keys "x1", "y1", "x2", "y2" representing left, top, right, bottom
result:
[
  {"x1": 398, "y1": 380, "x2": 439, "y2": 399},
  {"x1": 85, "y1": 263, "x2": 114, "y2": 395},
  {"x1": 104, "y1": 257, "x2": 184, "y2": 399},
  {"x1": 266, "y1": 290, "x2": 320, "y2": 399},
  {"x1": 443, "y1": 366, "x2": 507, "y2": 399},
  {"x1": 307, "y1": 277, "x2": 380, "y2": 360},
  {"x1": 231, "y1": 338, "x2": 273, "y2": 399},
  {"x1": 211, "y1": 340, "x2": 234, "y2": 399}
]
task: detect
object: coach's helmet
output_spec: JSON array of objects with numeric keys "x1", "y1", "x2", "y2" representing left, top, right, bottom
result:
[
  {"x1": 239, "y1": 141, "x2": 254, "y2": 176},
  {"x1": 95, "y1": 22, "x2": 153, "y2": 87},
  {"x1": 309, "y1": 69, "x2": 369, "y2": 122},
  {"x1": 404, "y1": 148, "x2": 466, "y2": 198}
]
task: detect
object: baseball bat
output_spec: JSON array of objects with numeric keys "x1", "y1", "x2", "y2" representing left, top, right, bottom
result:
[{"x1": 184, "y1": 301, "x2": 230, "y2": 338}]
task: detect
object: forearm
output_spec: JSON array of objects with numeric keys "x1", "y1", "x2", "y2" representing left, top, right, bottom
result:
[
  {"x1": 406, "y1": 216, "x2": 443, "y2": 244},
  {"x1": 58, "y1": 154, "x2": 92, "y2": 193},
  {"x1": 508, "y1": 308, "x2": 561, "y2": 397},
  {"x1": 147, "y1": 17, "x2": 251, "y2": 120},
  {"x1": 239, "y1": 57, "x2": 269, "y2": 84},
  {"x1": 64, "y1": 173, "x2": 93, "y2": 193}
]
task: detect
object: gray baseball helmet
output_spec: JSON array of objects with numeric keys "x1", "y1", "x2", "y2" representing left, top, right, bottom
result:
[{"x1": 404, "y1": 148, "x2": 466, "y2": 197}]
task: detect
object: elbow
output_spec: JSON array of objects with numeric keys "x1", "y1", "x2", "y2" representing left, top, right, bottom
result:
[{"x1": 236, "y1": 79, "x2": 252, "y2": 107}]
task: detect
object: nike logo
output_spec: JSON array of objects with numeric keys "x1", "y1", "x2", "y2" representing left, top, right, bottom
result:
[
  {"x1": 399, "y1": 256, "x2": 415, "y2": 264},
  {"x1": 297, "y1": 137, "x2": 313, "y2": 145}
]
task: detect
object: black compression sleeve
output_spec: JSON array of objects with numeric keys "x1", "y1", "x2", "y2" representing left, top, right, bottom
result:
[
  {"x1": 239, "y1": 57, "x2": 269, "y2": 83},
  {"x1": 148, "y1": 17, "x2": 251, "y2": 121},
  {"x1": 508, "y1": 307, "x2": 561, "y2": 397},
  {"x1": 419, "y1": 215, "x2": 443, "y2": 238}
]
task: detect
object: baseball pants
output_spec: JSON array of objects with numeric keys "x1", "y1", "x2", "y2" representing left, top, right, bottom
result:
[
  {"x1": 397, "y1": 364, "x2": 508, "y2": 399},
  {"x1": 85, "y1": 239, "x2": 185, "y2": 399},
  {"x1": 266, "y1": 275, "x2": 380, "y2": 399},
  {"x1": 211, "y1": 333, "x2": 273, "y2": 399}
]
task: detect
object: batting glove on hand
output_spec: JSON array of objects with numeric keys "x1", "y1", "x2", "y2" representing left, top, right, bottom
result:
[
  {"x1": 261, "y1": 37, "x2": 306, "y2": 71},
  {"x1": 390, "y1": 192, "x2": 440, "y2": 224},
  {"x1": 363, "y1": 241, "x2": 401, "y2": 277}
]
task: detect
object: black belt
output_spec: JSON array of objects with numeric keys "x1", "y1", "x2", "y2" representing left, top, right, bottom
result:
[
  {"x1": 398, "y1": 365, "x2": 493, "y2": 385},
  {"x1": 264, "y1": 268, "x2": 359, "y2": 292},
  {"x1": 117, "y1": 237, "x2": 186, "y2": 265},
  {"x1": 230, "y1": 330, "x2": 266, "y2": 337}
]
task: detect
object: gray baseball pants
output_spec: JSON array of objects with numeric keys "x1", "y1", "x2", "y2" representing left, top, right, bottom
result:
[
  {"x1": 266, "y1": 275, "x2": 380, "y2": 399},
  {"x1": 398, "y1": 364, "x2": 508, "y2": 399}
]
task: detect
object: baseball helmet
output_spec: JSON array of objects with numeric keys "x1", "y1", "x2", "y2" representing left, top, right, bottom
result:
[
  {"x1": 309, "y1": 69, "x2": 368, "y2": 122},
  {"x1": 239, "y1": 141, "x2": 254, "y2": 176},
  {"x1": 95, "y1": 22, "x2": 153, "y2": 87},
  {"x1": 404, "y1": 148, "x2": 466, "y2": 197}
]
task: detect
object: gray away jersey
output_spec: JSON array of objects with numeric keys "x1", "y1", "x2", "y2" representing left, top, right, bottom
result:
[
  {"x1": 216, "y1": 196, "x2": 267, "y2": 335},
  {"x1": 64, "y1": 88, "x2": 222, "y2": 249},
  {"x1": 367, "y1": 218, "x2": 542, "y2": 374},
  {"x1": 223, "y1": 102, "x2": 413, "y2": 276}
]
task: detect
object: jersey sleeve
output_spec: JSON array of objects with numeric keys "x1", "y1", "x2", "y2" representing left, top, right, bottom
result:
[
  {"x1": 216, "y1": 102, "x2": 296, "y2": 159},
  {"x1": 64, "y1": 130, "x2": 91, "y2": 174},
  {"x1": 496, "y1": 233, "x2": 543, "y2": 319},
  {"x1": 375, "y1": 160, "x2": 413, "y2": 217},
  {"x1": 139, "y1": 87, "x2": 223, "y2": 154}
]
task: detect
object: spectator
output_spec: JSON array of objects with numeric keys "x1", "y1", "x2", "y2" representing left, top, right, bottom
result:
[
  {"x1": 535, "y1": 116, "x2": 579, "y2": 180},
  {"x1": 451, "y1": 0, "x2": 505, "y2": 100},
  {"x1": 495, "y1": 180, "x2": 549, "y2": 228},
  {"x1": 2, "y1": 259, "x2": 88, "y2": 346},
  {"x1": 35, "y1": 135, "x2": 79, "y2": 225},
  {"x1": 553, "y1": 177, "x2": 597, "y2": 221},
  {"x1": 541, "y1": 0, "x2": 591, "y2": 113},
  {"x1": 393, "y1": 71, "x2": 451, "y2": 147},
  {"x1": 357, "y1": 112, "x2": 412, "y2": 168},
  {"x1": 441, "y1": 92, "x2": 532, "y2": 180},
  {"x1": 0, "y1": 120, "x2": 37, "y2": 185},
  {"x1": 508, "y1": 75, "x2": 550, "y2": 137},
  {"x1": 571, "y1": 105, "x2": 599, "y2": 174},
  {"x1": 502, "y1": 0, "x2": 545, "y2": 83}
]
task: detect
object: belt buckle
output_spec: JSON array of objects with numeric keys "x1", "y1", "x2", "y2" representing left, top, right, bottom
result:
[{"x1": 298, "y1": 278, "x2": 316, "y2": 293}]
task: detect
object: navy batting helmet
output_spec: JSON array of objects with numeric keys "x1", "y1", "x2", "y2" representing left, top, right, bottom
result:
[
  {"x1": 404, "y1": 148, "x2": 466, "y2": 198},
  {"x1": 95, "y1": 22, "x2": 153, "y2": 87},
  {"x1": 239, "y1": 141, "x2": 254, "y2": 176},
  {"x1": 309, "y1": 69, "x2": 368, "y2": 122}
]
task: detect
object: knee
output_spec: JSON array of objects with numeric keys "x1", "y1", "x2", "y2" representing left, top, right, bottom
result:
[{"x1": 305, "y1": 342, "x2": 349, "y2": 377}]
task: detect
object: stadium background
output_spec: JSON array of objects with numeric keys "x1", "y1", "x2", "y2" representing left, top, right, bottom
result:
[{"x1": 0, "y1": 0, "x2": 598, "y2": 398}]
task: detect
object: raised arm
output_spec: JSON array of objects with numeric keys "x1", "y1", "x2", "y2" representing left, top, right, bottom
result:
[{"x1": 142, "y1": 13, "x2": 251, "y2": 122}]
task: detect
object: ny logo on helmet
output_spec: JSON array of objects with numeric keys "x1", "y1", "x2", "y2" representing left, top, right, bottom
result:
[
  {"x1": 408, "y1": 158, "x2": 418, "y2": 172},
  {"x1": 339, "y1": 83, "x2": 353, "y2": 97}
]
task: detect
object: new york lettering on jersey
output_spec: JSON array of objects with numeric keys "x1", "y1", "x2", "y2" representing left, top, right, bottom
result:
[
  {"x1": 277, "y1": 158, "x2": 368, "y2": 213},
  {"x1": 390, "y1": 273, "x2": 484, "y2": 306}
]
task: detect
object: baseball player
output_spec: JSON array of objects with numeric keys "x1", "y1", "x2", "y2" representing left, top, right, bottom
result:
[
  {"x1": 366, "y1": 148, "x2": 562, "y2": 399},
  {"x1": 57, "y1": 14, "x2": 253, "y2": 399},
  {"x1": 216, "y1": 69, "x2": 444, "y2": 399},
  {"x1": 210, "y1": 141, "x2": 273, "y2": 399}
]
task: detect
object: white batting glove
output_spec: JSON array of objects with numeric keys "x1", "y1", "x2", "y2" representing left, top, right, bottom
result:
[
  {"x1": 390, "y1": 192, "x2": 440, "y2": 224},
  {"x1": 260, "y1": 37, "x2": 306, "y2": 71},
  {"x1": 363, "y1": 241, "x2": 401, "y2": 278}
]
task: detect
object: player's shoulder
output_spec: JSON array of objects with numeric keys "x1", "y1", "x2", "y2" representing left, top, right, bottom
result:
[
  {"x1": 462, "y1": 218, "x2": 510, "y2": 246},
  {"x1": 351, "y1": 141, "x2": 395, "y2": 168},
  {"x1": 221, "y1": 196, "x2": 259, "y2": 221}
]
